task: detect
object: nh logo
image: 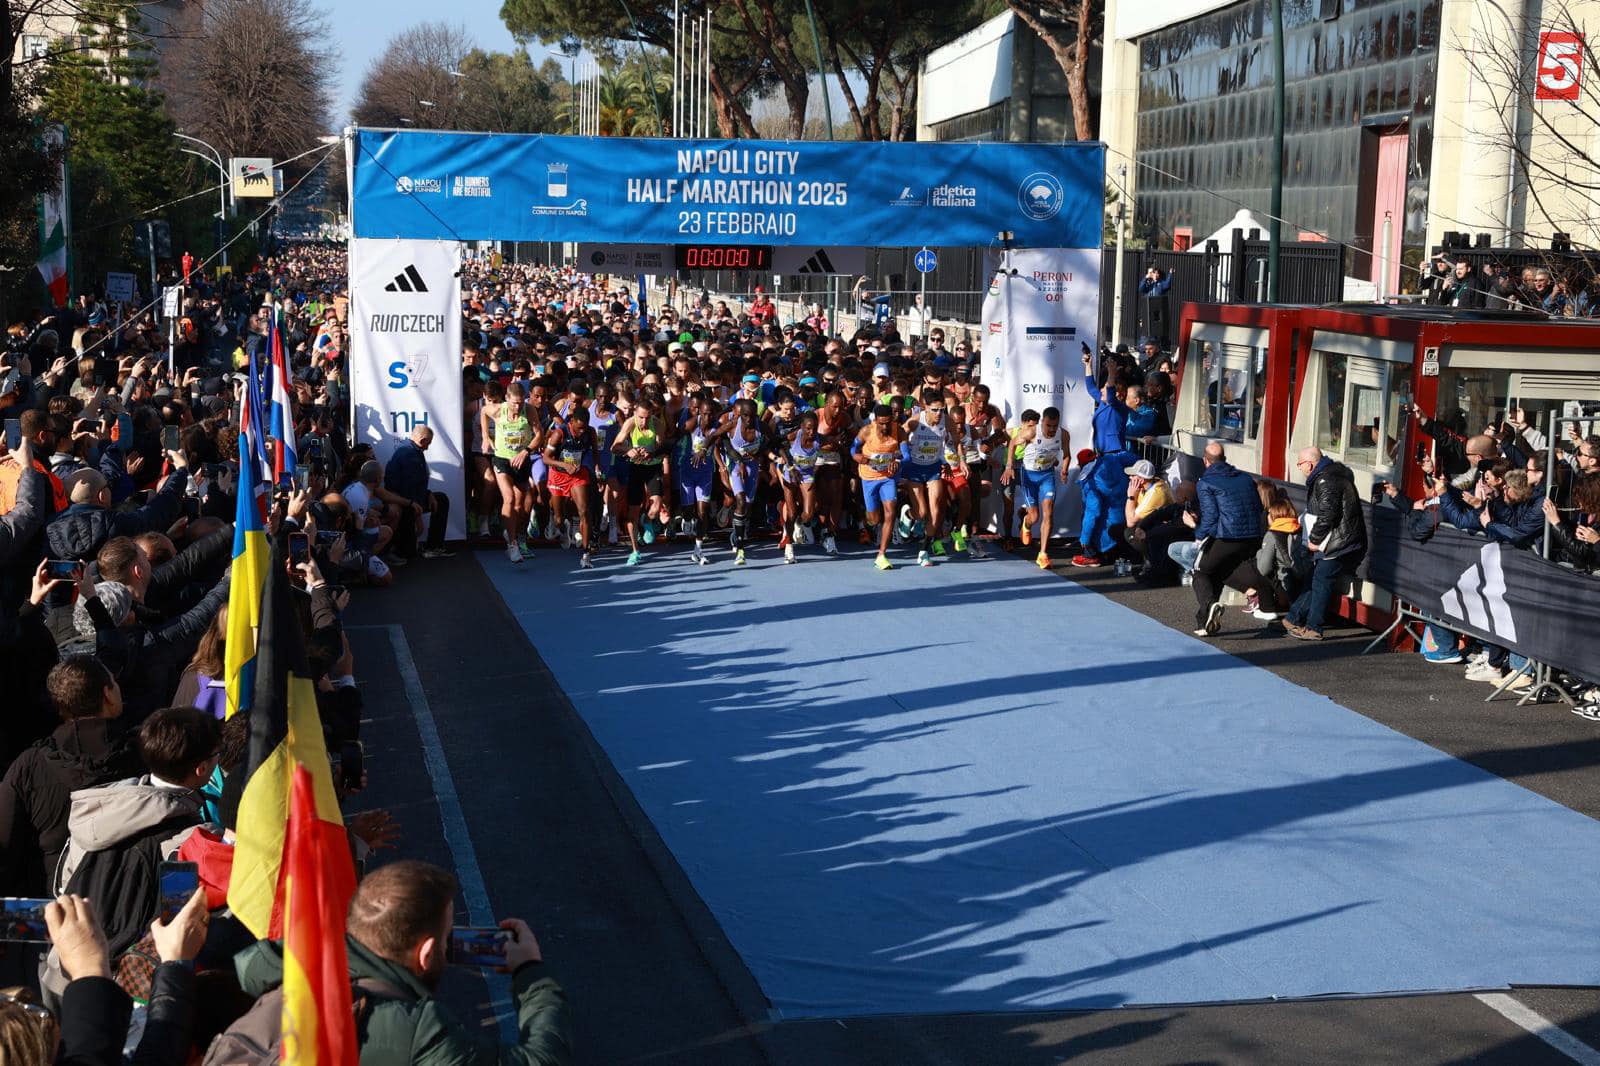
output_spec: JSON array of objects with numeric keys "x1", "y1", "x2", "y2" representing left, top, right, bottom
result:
[{"x1": 385, "y1": 265, "x2": 429, "y2": 293}]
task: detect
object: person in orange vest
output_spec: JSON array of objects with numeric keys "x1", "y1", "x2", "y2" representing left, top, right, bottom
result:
[{"x1": 0, "y1": 409, "x2": 68, "y2": 516}]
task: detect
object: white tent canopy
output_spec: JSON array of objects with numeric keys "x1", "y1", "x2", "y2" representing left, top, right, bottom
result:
[{"x1": 1190, "y1": 208, "x2": 1271, "y2": 251}]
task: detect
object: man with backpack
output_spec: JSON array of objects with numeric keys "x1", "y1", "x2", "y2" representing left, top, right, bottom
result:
[{"x1": 221, "y1": 859, "x2": 571, "y2": 1064}]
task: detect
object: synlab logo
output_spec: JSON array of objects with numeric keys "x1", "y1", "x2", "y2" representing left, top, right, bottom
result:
[
  {"x1": 590, "y1": 250, "x2": 608, "y2": 267},
  {"x1": 1018, "y1": 172, "x2": 1064, "y2": 221},
  {"x1": 1439, "y1": 542, "x2": 1517, "y2": 641},
  {"x1": 795, "y1": 248, "x2": 837, "y2": 274},
  {"x1": 386, "y1": 354, "x2": 433, "y2": 390},
  {"x1": 890, "y1": 186, "x2": 924, "y2": 207},
  {"x1": 384, "y1": 264, "x2": 429, "y2": 293}
]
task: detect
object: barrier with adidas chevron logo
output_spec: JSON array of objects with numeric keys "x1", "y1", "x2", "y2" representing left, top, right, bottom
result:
[{"x1": 1361, "y1": 505, "x2": 1599, "y2": 681}]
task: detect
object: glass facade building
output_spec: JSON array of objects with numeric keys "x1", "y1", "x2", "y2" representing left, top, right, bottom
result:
[{"x1": 1134, "y1": 0, "x2": 1441, "y2": 280}]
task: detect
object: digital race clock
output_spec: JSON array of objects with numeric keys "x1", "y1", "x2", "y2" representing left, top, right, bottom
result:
[{"x1": 673, "y1": 244, "x2": 773, "y2": 270}]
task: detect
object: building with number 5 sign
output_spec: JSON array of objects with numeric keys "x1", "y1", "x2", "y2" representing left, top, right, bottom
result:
[{"x1": 1080, "y1": 0, "x2": 1600, "y2": 294}]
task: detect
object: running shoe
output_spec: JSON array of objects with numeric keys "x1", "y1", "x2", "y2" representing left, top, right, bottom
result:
[
  {"x1": 952, "y1": 527, "x2": 968, "y2": 553},
  {"x1": 1251, "y1": 608, "x2": 1282, "y2": 621},
  {"x1": 1194, "y1": 601, "x2": 1224, "y2": 637},
  {"x1": 918, "y1": 550, "x2": 932, "y2": 568},
  {"x1": 891, "y1": 524, "x2": 905, "y2": 546},
  {"x1": 897, "y1": 505, "x2": 914, "y2": 539},
  {"x1": 1070, "y1": 554, "x2": 1103, "y2": 568},
  {"x1": 698, "y1": 551, "x2": 712, "y2": 566},
  {"x1": 466, "y1": 513, "x2": 480, "y2": 536},
  {"x1": 735, "y1": 548, "x2": 747, "y2": 566},
  {"x1": 505, "y1": 542, "x2": 522, "y2": 564},
  {"x1": 799, "y1": 522, "x2": 814, "y2": 545},
  {"x1": 778, "y1": 528, "x2": 792, "y2": 550},
  {"x1": 969, "y1": 538, "x2": 989, "y2": 558},
  {"x1": 625, "y1": 550, "x2": 641, "y2": 567},
  {"x1": 859, "y1": 526, "x2": 872, "y2": 544},
  {"x1": 875, "y1": 555, "x2": 893, "y2": 571},
  {"x1": 544, "y1": 518, "x2": 560, "y2": 541},
  {"x1": 932, "y1": 539, "x2": 948, "y2": 557},
  {"x1": 1021, "y1": 524, "x2": 1031, "y2": 547},
  {"x1": 1036, "y1": 551, "x2": 1051, "y2": 570},
  {"x1": 519, "y1": 539, "x2": 535, "y2": 560},
  {"x1": 823, "y1": 533, "x2": 838, "y2": 556},
  {"x1": 567, "y1": 520, "x2": 581, "y2": 549},
  {"x1": 1244, "y1": 592, "x2": 1261, "y2": 614},
  {"x1": 784, "y1": 543, "x2": 796, "y2": 564},
  {"x1": 641, "y1": 520, "x2": 657, "y2": 545},
  {"x1": 422, "y1": 547, "x2": 456, "y2": 559},
  {"x1": 579, "y1": 552, "x2": 593, "y2": 569}
]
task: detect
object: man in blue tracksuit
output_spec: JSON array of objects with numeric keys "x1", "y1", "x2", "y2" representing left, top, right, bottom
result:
[{"x1": 1073, "y1": 345, "x2": 1139, "y2": 567}]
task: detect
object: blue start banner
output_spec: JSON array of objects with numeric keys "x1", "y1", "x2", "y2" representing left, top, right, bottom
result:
[{"x1": 348, "y1": 129, "x2": 1105, "y2": 249}]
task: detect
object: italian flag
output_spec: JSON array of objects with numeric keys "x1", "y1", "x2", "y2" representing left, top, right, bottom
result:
[{"x1": 36, "y1": 125, "x2": 69, "y2": 307}]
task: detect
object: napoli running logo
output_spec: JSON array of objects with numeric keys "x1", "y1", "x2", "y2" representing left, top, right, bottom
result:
[
  {"x1": 1018, "y1": 172, "x2": 1064, "y2": 221},
  {"x1": 395, "y1": 176, "x2": 413, "y2": 194}
]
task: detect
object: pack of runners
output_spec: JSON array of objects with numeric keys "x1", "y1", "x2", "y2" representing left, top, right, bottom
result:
[{"x1": 458, "y1": 259, "x2": 1045, "y2": 572}]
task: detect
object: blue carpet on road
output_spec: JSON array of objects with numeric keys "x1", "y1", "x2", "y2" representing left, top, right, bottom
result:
[{"x1": 481, "y1": 544, "x2": 1600, "y2": 1018}]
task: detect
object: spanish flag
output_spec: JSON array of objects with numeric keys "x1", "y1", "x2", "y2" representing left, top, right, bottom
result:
[
  {"x1": 224, "y1": 530, "x2": 353, "y2": 940},
  {"x1": 282, "y1": 761, "x2": 357, "y2": 1066}
]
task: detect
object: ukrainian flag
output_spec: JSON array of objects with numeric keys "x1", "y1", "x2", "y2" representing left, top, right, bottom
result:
[
  {"x1": 225, "y1": 352, "x2": 271, "y2": 720},
  {"x1": 225, "y1": 529, "x2": 351, "y2": 941}
]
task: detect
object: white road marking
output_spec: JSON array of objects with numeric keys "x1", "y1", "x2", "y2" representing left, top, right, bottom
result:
[
  {"x1": 367, "y1": 623, "x2": 516, "y2": 1040},
  {"x1": 1475, "y1": 993, "x2": 1600, "y2": 1065}
]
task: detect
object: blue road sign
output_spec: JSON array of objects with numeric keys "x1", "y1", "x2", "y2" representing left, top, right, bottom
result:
[{"x1": 914, "y1": 248, "x2": 938, "y2": 273}]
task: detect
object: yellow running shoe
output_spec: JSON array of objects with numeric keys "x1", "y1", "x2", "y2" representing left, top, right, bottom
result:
[
  {"x1": 1036, "y1": 552, "x2": 1051, "y2": 570},
  {"x1": 875, "y1": 555, "x2": 894, "y2": 571}
]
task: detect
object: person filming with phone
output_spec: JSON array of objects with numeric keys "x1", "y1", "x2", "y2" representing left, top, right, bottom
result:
[{"x1": 227, "y1": 859, "x2": 571, "y2": 1064}]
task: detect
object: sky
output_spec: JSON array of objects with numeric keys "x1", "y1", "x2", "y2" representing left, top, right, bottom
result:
[
  {"x1": 328, "y1": 1, "x2": 569, "y2": 125},
  {"x1": 326, "y1": 1, "x2": 857, "y2": 132}
]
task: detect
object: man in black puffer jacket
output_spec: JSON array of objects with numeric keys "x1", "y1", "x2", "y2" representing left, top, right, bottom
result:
[
  {"x1": 1284, "y1": 447, "x2": 1367, "y2": 640},
  {"x1": 42, "y1": 454, "x2": 188, "y2": 645}
]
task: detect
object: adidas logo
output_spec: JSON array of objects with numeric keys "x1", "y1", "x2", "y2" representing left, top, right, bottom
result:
[
  {"x1": 796, "y1": 249, "x2": 837, "y2": 275},
  {"x1": 384, "y1": 265, "x2": 429, "y2": 293},
  {"x1": 1439, "y1": 542, "x2": 1517, "y2": 641}
]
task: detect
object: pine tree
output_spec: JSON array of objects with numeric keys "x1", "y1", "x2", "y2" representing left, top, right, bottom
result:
[{"x1": 43, "y1": 0, "x2": 190, "y2": 289}]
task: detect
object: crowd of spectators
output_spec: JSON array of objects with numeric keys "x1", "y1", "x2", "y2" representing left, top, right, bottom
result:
[
  {"x1": 0, "y1": 245, "x2": 569, "y2": 1063},
  {"x1": 1425, "y1": 256, "x2": 1600, "y2": 317},
  {"x1": 4, "y1": 236, "x2": 1599, "y2": 1059}
]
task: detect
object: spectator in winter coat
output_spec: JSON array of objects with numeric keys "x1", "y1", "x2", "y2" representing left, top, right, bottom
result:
[
  {"x1": 1438, "y1": 466, "x2": 1545, "y2": 548},
  {"x1": 0, "y1": 657, "x2": 140, "y2": 896},
  {"x1": 230, "y1": 860, "x2": 572, "y2": 1065},
  {"x1": 1542, "y1": 473, "x2": 1599, "y2": 572},
  {"x1": 41, "y1": 454, "x2": 188, "y2": 645},
  {"x1": 1185, "y1": 442, "x2": 1287, "y2": 637},
  {"x1": 1283, "y1": 447, "x2": 1367, "y2": 640}
]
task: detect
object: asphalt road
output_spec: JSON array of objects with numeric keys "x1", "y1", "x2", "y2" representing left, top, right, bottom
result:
[{"x1": 345, "y1": 547, "x2": 1600, "y2": 1065}]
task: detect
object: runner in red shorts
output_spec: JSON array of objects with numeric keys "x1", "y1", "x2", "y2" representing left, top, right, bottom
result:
[{"x1": 544, "y1": 406, "x2": 598, "y2": 569}]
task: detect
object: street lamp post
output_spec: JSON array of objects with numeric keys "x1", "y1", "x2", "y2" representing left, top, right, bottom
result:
[
  {"x1": 558, "y1": 36, "x2": 581, "y2": 135},
  {"x1": 176, "y1": 132, "x2": 230, "y2": 267}
]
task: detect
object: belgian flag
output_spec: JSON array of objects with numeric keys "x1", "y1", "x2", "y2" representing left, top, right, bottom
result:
[
  {"x1": 283, "y1": 761, "x2": 358, "y2": 1066},
  {"x1": 223, "y1": 531, "x2": 355, "y2": 941}
]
